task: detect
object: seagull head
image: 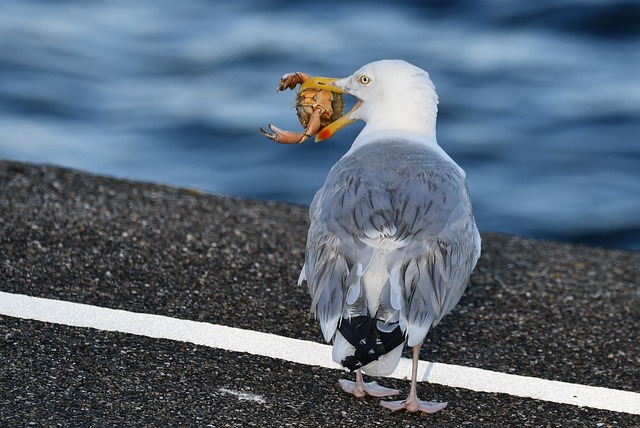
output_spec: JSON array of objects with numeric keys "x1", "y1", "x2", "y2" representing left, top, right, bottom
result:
[{"x1": 300, "y1": 59, "x2": 439, "y2": 142}]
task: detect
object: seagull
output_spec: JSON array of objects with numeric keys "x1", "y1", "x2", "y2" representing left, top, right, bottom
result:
[{"x1": 296, "y1": 60, "x2": 481, "y2": 413}]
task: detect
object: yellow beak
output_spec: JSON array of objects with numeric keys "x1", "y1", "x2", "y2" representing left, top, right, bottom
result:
[
  {"x1": 299, "y1": 76, "x2": 361, "y2": 142},
  {"x1": 299, "y1": 76, "x2": 344, "y2": 93}
]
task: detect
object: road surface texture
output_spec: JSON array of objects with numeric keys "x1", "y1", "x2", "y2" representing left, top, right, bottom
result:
[{"x1": 1, "y1": 160, "x2": 638, "y2": 427}]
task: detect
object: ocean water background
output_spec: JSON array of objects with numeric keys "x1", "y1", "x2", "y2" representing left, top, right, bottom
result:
[{"x1": 1, "y1": 0, "x2": 638, "y2": 251}]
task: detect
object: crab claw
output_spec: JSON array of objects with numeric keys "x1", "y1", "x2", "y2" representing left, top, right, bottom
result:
[
  {"x1": 260, "y1": 106, "x2": 324, "y2": 144},
  {"x1": 260, "y1": 124, "x2": 310, "y2": 144},
  {"x1": 277, "y1": 72, "x2": 311, "y2": 92}
]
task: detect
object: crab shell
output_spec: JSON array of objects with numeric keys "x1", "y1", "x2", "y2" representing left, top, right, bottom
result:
[
  {"x1": 260, "y1": 71, "x2": 346, "y2": 144},
  {"x1": 295, "y1": 87, "x2": 344, "y2": 130}
]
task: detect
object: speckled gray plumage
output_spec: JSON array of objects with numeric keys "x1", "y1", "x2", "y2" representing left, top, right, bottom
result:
[{"x1": 300, "y1": 140, "x2": 480, "y2": 348}]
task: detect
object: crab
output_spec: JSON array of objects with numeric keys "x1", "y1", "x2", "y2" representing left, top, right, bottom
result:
[{"x1": 260, "y1": 72, "x2": 344, "y2": 144}]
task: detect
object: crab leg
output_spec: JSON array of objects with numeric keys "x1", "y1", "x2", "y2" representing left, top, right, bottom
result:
[{"x1": 260, "y1": 106, "x2": 323, "y2": 144}]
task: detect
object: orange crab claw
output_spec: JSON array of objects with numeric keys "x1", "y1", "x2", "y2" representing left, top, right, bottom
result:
[
  {"x1": 260, "y1": 106, "x2": 324, "y2": 144},
  {"x1": 277, "y1": 72, "x2": 311, "y2": 92},
  {"x1": 260, "y1": 124, "x2": 310, "y2": 144}
]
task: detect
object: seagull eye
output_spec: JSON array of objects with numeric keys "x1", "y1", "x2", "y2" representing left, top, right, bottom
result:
[{"x1": 359, "y1": 75, "x2": 371, "y2": 86}]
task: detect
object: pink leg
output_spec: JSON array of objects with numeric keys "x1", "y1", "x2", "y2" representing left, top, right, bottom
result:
[
  {"x1": 338, "y1": 369, "x2": 400, "y2": 398},
  {"x1": 380, "y1": 344, "x2": 448, "y2": 413}
]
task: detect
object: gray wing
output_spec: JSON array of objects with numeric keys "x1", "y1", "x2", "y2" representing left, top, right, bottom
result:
[{"x1": 300, "y1": 141, "x2": 481, "y2": 345}]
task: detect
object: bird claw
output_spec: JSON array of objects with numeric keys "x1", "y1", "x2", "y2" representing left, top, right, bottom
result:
[
  {"x1": 380, "y1": 398, "x2": 448, "y2": 413},
  {"x1": 338, "y1": 379, "x2": 400, "y2": 398}
]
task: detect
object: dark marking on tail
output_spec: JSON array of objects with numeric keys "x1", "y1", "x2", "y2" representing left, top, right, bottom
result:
[{"x1": 338, "y1": 316, "x2": 404, "y2": 371}]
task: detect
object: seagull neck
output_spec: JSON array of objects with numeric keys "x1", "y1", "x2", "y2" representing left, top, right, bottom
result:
[
  {"x1": 344, "y1": 128, "x2": 464, "y2": 175},
  {"x1": 347, "y1": 129, "x2": 439, "y2": 154}
]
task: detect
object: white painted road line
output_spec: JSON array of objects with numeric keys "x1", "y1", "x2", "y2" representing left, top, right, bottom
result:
[{"x1": 1, "y1": 291, "x2": 638, "y2": 415}]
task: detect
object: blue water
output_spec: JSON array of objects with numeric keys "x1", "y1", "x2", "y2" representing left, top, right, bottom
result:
[{"x1": 1, "y1": 0, "x2": 639, "y2": 251}]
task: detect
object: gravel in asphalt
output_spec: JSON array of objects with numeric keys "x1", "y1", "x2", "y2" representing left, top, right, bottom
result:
[{"x1": 1, "y1": 160, "x2": 638, "y2": 427}]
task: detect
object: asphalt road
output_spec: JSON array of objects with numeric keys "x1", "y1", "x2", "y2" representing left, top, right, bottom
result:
[{"x1": 1, "y1": 160, "x2": 639, "y2": 427}]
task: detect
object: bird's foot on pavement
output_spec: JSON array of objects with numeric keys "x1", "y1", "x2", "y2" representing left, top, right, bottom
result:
[
  {"x1": 338, "y1": 379, "x2": 400, "y2": 398},
  {"x1": 380, "y1": 397, "x2": 448, "y2": 413}
]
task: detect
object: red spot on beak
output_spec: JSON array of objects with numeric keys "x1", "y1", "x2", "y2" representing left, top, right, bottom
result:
[{"x1": 317, "y1": 127, "x2": 333, "y2": 141}]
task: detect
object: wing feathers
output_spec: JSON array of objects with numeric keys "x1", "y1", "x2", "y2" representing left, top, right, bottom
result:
[{"x1": 301, "y1": 142, "x2": 480, "y2": 348}]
